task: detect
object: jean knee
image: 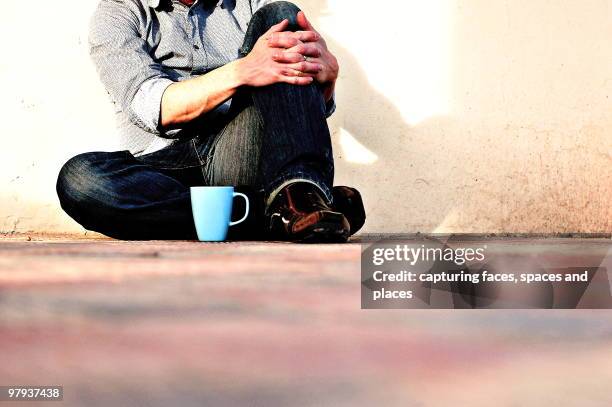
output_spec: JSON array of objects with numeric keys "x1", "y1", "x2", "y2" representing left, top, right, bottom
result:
[
  {"x1": 240, "y1": 1, "x2": 302, "y2": 56},
  {"x1": 56, "y1": 152, "x2": 100, "y2": 211},
  {"x1": 254, "y1": 1, "x2": 301, "y2": 29}
]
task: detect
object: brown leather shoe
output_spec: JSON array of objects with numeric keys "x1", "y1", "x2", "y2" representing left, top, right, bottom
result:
[
  {"x1": 267, "y1": 183, "x2": 350, "y2": 243},
  {"x1": 332, "y1": 186, "x2": 366, "y2": 236}
]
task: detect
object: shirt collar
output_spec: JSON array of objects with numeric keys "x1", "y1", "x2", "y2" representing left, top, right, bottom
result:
[{"x1": 147, "y1": 0, "x2": 226, "y2": 8}]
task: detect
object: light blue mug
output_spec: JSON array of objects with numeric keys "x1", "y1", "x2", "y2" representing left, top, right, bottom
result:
[{"x1": 190, "y1": 186, "x2": 250, "y2": 241}]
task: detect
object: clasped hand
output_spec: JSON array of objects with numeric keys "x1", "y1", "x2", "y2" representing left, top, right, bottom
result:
[{"x1": 239, "y1": 11, "x2": 339, "y2": 92}]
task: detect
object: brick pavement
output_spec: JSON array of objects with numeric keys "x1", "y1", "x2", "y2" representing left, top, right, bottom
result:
[{"x1": 0, "y1": 235, "x2": 611, "y2": 406}]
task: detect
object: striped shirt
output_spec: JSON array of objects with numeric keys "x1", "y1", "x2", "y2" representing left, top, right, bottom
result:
[{"x1": 90, "y1": 0, "x2": 281, "y2": 155}]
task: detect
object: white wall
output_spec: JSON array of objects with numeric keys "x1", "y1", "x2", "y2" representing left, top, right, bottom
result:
[{"x1": 1, "y1": 0, "x2": 611, "y2": 235}]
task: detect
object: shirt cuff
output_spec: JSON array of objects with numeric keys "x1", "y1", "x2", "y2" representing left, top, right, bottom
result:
[
  {"x1": 325, "y1": 92, "x2": 336, "y2": 118},
  {"x1": 130, "y1": 77, "x2": 174, "y2": 134}
]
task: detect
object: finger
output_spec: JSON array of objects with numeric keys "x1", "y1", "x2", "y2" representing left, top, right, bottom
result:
[
  {"x1": 272, "y1": 51, "x2": 306, "y2": 64},
  {"x1": 279, "y1": 75, "x2": 314, "y2": 86},
  {"x1": 301, "y1": 57, "x2": 323, "y2": 65},
  {"x1": 266, "y1": 19, "x2": 289, "y2": 35},
  {"x1": 297, "y1": 11, "x2": 314, "y2": 31},
  {"x1": 293, "y1": 30, "x2": 320, "y2": 43},
  {"x1": 286, "y1": 61, "x2": 323, "y2": 74},
  {"x1": 279, "y1": 67, "x2": 317, "y2": 77},
  {"x1": 268, "y1": 33, "x2": 301, "y2": 49},
  {"x1": 286, "y1": 43, "x2": 321, "y2": 58}
]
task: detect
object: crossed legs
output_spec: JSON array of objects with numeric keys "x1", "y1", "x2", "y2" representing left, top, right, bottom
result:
[{"x1": 56, "y1": 2, "x2": 335, "y2": 240}]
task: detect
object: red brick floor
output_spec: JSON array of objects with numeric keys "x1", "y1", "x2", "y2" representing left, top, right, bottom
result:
[{"x1": 0, "y1": 235, "x2": 611, "y2": 406}]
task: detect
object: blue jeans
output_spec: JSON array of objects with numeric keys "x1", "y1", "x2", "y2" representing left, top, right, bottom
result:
[{"x1": 56, "y1": 2, "x2": 334, "y2": 240}]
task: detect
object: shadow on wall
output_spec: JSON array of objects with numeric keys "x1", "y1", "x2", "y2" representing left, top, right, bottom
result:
[
  {"x1": 328, "y1": 35, "x2": 468, "y2": 233},
  {"x1": 300, "y1": 0, "x2": 612, "y2": 233},
  {"x1": 300, "y1": 0, "x2": 470, "y2": 233}
]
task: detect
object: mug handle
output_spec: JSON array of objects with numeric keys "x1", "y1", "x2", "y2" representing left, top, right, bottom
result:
[{"x1": 229, "y1": 192, "x2": 250, "y2": 227}]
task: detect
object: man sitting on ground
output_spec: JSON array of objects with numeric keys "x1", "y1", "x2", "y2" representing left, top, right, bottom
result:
[{"x1": 56, "y1": 0, "x2": 365, "y2": 242}]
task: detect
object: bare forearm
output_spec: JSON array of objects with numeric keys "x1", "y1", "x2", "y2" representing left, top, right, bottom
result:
[
  {"x1": 160, "y1": 17, "x2": 334, "y2": 128},
  {"x1": 160, "y1": 60, "x2": 245, "y2": 128}
]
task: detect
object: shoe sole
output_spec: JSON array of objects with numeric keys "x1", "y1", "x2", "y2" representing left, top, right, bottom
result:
[
  {"x1": 346, "y1": 189, "x2": 366, "y2": 235},
  {"x1": 295, "y1": 212, "x2": 350, "y2": 244},
  {"x1": 333, "y1": 187, "x2": 366, "y2": 236}
]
